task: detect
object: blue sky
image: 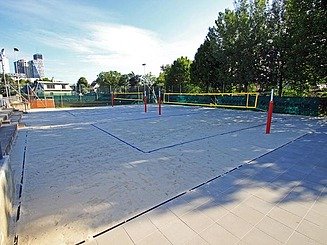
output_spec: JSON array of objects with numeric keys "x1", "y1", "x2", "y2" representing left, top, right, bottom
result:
[{"x1": 0, "y1": 0, "x2": 234, "y2": 84}]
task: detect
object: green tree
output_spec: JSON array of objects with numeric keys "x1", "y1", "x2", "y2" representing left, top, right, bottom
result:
[
  {"x1": 284, "y1": 0, "x2": 327, "y2": 95},
  {"x1": 95, "y1": 71, "x2": 122, "y2": 93},
  {"x1": 265, "y1": 0, "x2": 287, "y2": 96},
  {"x1": 157, "y1": 65, "x2": 171, "y2": 90},
  {"x1": 119, "y1": 74, "x2": 131, "y2": 91},
  {"x1": 0, "y1": 73, "x2": 15, "y2": 96},
  {"x1": 166, "y1": 56, "x2": 192, "y2": 92},
  {"x1": 77, "y1": 77, "x2": 89, "y2": 94},
  {"x1": 127, "y1": 72, "x2": 142, "y2": 88}
]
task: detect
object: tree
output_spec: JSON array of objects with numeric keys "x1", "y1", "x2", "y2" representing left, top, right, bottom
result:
[
  {"x1": 119, "y1": 74, "x2": 131, "y2": 91},
  {"x1": 77, "y1": 77, "x2": 89, "y2": 94},
  {"x1": 265, "y1": 0, "x2": 287, "y2": 96},
  {"x1": 284, "y1": 0, "x2": 327, "y2": 95},
  {"x1": 0, "y1": 73, "x2": 16, "y2": 96},
  {"x1": 128, "y1": 72, "x2": 142, "y2": 88},
  {"x1": 95, "y1": 71, "x2": 122, "y2": 93},
  {"x1": 156, "y1": 65, "x2": 171, "y2": 90},
  {"x1": 166, "y1": 56, "x2": 192, "y2": 92}
]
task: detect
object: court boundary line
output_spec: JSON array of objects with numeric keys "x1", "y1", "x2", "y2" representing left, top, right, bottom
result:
[
  {"x1": 90, "y1": 124, "x2": 146, "y2": 153},
  {"x1": 147, "y1": 123, "x2": 266, "y2": 153},
  {"x1": 75, "y1": 132, "x2": 311, "y2": 244},
  {"x1": 13, "y1": 132, "x2": 28, "y2": 245},
  {"x1": 91, "y1": 122, "x2": 266, "y2": 154}
]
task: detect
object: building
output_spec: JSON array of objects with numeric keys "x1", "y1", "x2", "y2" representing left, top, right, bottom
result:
[
  {"x1": 14, "y1": 59, "x2": 28, "y2": 75},
  {"x1": 34, "y1": 80, "x2": 73, "y2": 96},
  {"x1": 31, "y1": 53, "x2": 45, "y2": 78},
  {"x1": 13, "y1": 53, "x2": 45, "y2": 78}
]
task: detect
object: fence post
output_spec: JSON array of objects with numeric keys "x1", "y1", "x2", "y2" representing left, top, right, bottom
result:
[{"x1": 266, "y1": 89, "x2": 274, "y2": 134}]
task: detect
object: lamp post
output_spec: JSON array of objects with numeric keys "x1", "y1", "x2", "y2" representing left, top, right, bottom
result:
[
  {"x1": 142, "y1": 63, "x2": 146, "y2": 92},
  {"x1": 142, "y1": 63, "x2": 147, "y2": 112},
  {"x1": 0, "y1": 48, "x2": 9, "y2": 99},
  {"x1": 13, "y1": 48, "x2": 21, "y2": 101}
]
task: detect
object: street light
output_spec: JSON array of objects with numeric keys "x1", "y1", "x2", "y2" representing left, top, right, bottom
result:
[
  {"x1": 142, "y1": 63, "x2": 146, "y2": 95},
  {"x1": 0, "y1": 48, "x2": 9, "y2": 99},
  {"x1": 13, "y1": 48, "x2": 21, "y2": 101}
]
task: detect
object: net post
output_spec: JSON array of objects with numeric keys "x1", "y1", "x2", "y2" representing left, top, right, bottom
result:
[
  {"x1": 111, "y1": 91, "x2": 114, "y2": 107},
  {"x1": 144, "y1": 91, "x2": 147, "y2": 113},
  {"x1": 158, "y1": 89, "x2": 162, "y2": 115},
  {"x1": 266, "y1": 89, "x2": 274, "y2": 134}
]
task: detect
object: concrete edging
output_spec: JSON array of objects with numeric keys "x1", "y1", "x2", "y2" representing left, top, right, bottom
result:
[{"x1": 0, "y1": 156, "x2": 14, "y2": 245}]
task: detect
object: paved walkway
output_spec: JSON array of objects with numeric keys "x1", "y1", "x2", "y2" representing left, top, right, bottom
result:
[{"x1": 85, "y1": 130, "x2": 327, "y2": 245}]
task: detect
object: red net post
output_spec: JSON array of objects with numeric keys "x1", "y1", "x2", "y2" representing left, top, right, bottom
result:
[
  {"x1": 266, "y1": 89, "x2": 274, "y2": 134},
  {"x1": 144, "y1": 91, "x2": 147, "y2": 113},
  {"x1": 158, "y1": 89, "x2": 162, "y2": 115}
]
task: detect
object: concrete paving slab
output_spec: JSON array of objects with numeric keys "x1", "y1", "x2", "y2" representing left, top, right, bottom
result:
[
  {"x1": 184, "y1": 234, "x2": 208, "y2": 245},
  {"x1": 239, "y1": 227, "x2": 282, "y2": 245},
  {"x1": 277, "y1": 202, "x2": 310, "y2": 218},
  {"x1": 135, "y1": 230, "x2": 171, "y2": 245},
  {"x1": 217, "y1": 212, "x2": 254, "y2": 239},
  {"x1": 194, "y1": 201, "x2": 229, "y2": 222},
  {"x1": 256, "y1": 216, "x2": 294, "y2": 243},
  {"x1": 304, "y1": 209, "x2": 327, "y2": 229},
  {"x1": 146, "y1": 207, "x2": 179, "y2": 230},
  {"x1": 94, "y1": 227, "x2": 133, "y2": 245},
  {"x1": 179, "y1": 209, "x2": 214, "y2": 233},
  {"x1": 285, "y1": 231, "x2": 317, "y2": 245},
  {"x1": 267, "y1": 206, "x2": 302, "y2": 229},
  {"x1": 230, "y1": 204, "x2": 265, "y2": 226},
  {"x1": 199, "y1": 223, "x2": 240, "y2": 244},
  {"x1": 159, "y1": 218, "x2": 198, "y2": 244},
  {"x1": 296, "y1": 219, "x2": 327, "y2": 244},
  {"x1": 123, "y1": 215, "x2": 158, "y2": 243}
]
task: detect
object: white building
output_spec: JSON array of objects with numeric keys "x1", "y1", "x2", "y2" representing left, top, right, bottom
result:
[{"x1": 34, "y1": 80, "x2": 73, "y2": 96}]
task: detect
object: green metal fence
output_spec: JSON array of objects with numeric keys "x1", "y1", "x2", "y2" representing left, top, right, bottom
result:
[
  {"x1": 257, "y1": 96, "x2": 326, "y2": 117},
  {"x1": 52, "y1": 93, "x2": 326, "y2": 117}
]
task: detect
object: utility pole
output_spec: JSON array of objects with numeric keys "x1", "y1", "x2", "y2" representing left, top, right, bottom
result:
[
  {"x1": 14, "y1": 48, "x2": 21, "y2": 101},
  {"x1": 0, "y1": 48, "x2": 9, "y2": 99},
  {"x1": 142, "y1": 63, "x2": 146, "y2": 92}
]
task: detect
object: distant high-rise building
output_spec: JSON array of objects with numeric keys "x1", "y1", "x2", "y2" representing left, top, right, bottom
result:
[
  {"x1": 14, "y1": 59, "x2": 28, "y2": 74},
  {"x1": 33, "y1": 54, "x2": 43, "y2": 60},
  {"x1": 13, "y1": 53, "x2": 45, "y2": 78},
  {"x1": 31, "y1": 54, "x2": 45, "y2": 78}
]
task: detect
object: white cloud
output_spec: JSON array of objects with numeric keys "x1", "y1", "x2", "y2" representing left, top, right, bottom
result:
[
  {"x1": 37, "y1": 22, "x2": 203, "y2": 81},
  {"x1": 2, "y1": 0, "x2": 208, "y2": 83}
]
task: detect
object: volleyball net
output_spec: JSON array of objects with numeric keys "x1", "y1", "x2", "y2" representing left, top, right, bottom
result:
[
  {"x1": 163, "y1": 92, "x2": 259, "y2": 109},
  {"x1": 113, "y1": 92, "x2": 144, "y2": 105}
]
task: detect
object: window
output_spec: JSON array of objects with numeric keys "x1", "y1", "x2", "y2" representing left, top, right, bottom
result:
[
  {"x1": 47, "y1": 84, "x2": 55, "y2": 89},
  {"x1": 62, "y1": 85, "x2": 66, "y2": 89}
]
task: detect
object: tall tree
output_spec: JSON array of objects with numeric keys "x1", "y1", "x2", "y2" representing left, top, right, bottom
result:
[
  {"x1": 166, "y1": 56, "x2": 192, "y2": 92},
  {"x1": 191, "y1": 37, "x2": 223, "y2": 92},
  {"x1": 285, "y1": 0, "x2": 327, "y2": 95},
  {"x1": 266, "y1": 0, "x2": 287, "y2": 96},
  {"x1": 77, "y1": 77, "x2": 89, "y2": 94},
  {"x1": 95, "y1": 71, "x2": 122, "y2": 92}
]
